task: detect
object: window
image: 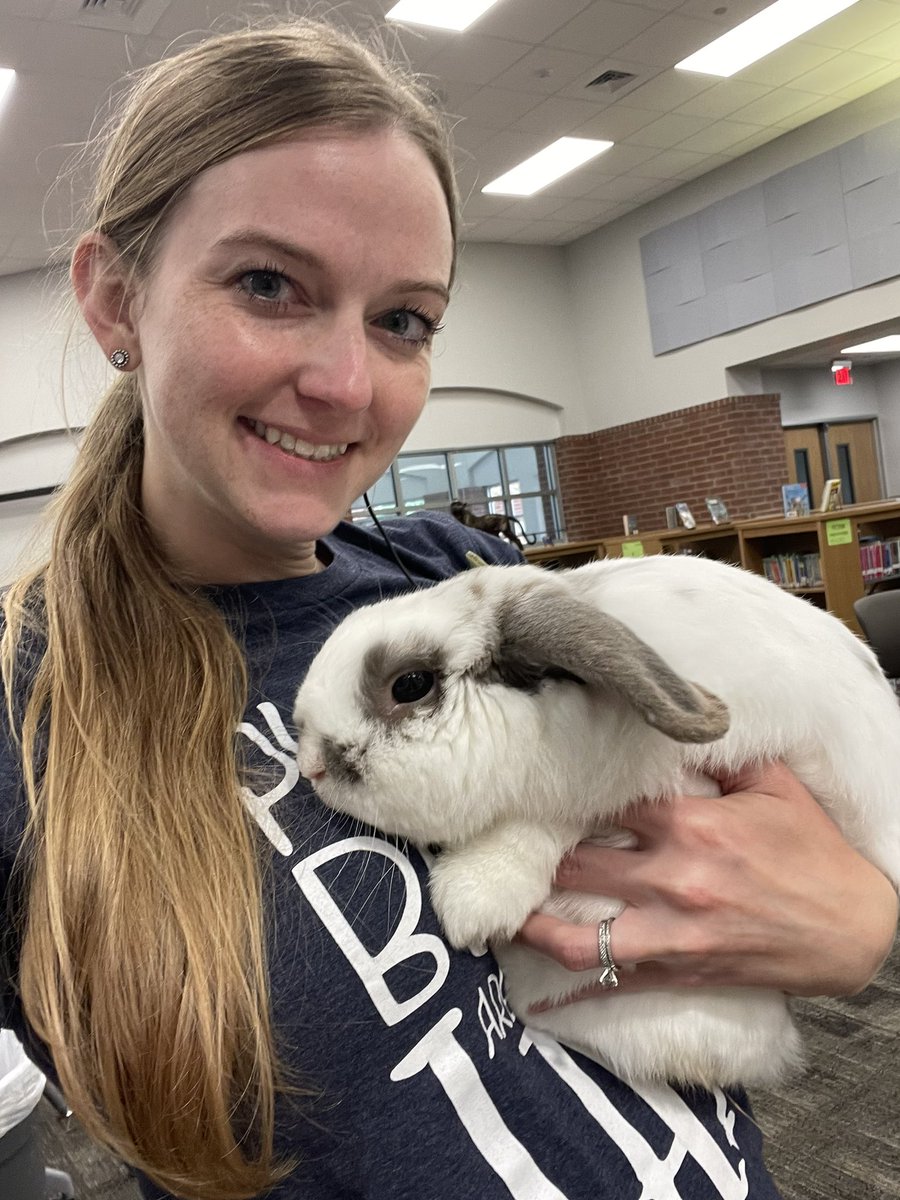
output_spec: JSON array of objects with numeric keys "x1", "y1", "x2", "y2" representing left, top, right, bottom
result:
[{"x1": 351, "y1": 442, "x2": 565, "y2": 544}]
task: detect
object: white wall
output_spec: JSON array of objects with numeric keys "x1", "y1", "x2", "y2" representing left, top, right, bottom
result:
[
  {"x1": 564, "y1": 76, "x2": 900, "y2": 431},
  {"x1": 432, "y1": 242, "x2": 586, "y2": 427}
]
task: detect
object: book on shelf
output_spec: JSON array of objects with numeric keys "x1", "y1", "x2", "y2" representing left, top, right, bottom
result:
[
  {"x1": 818, "y1": 478, "x2": 843, "y2": 512},
  {"x1": 762, "y1": 551, "x2": 822, "y2": 589},
  {"x1": 622, "y1": 513, "x2": 639, "y2": 535},
  {"x1": 674, "y1": 502, "x2": 696, "y2": 530},
  {"x1": 705, "y1": 497, "x2": 729, "y2": 525},
  {"x1": 781, "y1": 482, "x2": 810, "y2": 518},
  {"x1": 860, "y1": 536, "x2": 900, "y2": 584},
  {"x1": 665, "y1": 505, "x2": 679, "y2": 529}
]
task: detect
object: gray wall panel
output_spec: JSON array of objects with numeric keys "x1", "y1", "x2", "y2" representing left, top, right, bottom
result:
[{"x1": 641, "y1": 114, "x2": 900, "y2": 354}]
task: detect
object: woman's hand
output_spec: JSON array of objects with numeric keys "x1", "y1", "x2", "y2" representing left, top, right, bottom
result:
[{"x1": 517, "y1": 761, "x2": 898, "y2": 1004}]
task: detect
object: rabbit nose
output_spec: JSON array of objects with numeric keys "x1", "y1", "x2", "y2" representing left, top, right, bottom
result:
[{"x1": 297, "y1": 743, "x2": 327, "y2": 783}]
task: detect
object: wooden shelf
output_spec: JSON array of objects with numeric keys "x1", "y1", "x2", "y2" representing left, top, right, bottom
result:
[
  {"x1": 524, "y1": 539, "x2": 603, "y2": 570},
  {"x1": 598, "y1": 502, "x2": 900, "y2": 634}
]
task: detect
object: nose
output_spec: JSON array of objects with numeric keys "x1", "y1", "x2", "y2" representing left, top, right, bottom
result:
[{"x1": 295, "y1": 314, "x2": 374, "y2": 414}]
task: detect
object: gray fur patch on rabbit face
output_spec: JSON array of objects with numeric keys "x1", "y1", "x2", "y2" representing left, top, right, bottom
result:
[{"x1": 361, "y1": 637, "x2": 447, "y2": 722}]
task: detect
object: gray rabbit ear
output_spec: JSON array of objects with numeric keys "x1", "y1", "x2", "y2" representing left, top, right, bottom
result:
[{"x1": 495, "y1": 585, "x2": 730, "y2": 744}]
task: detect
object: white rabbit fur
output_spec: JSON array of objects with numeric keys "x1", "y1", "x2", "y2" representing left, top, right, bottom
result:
[{"x1": 292, "y1": 554, "x2": 900, "y2": 1089}]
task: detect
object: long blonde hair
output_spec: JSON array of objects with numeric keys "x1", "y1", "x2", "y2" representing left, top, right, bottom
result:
[{"x1": 1, "y1": 19, "x2": 459, "y2": 1199}]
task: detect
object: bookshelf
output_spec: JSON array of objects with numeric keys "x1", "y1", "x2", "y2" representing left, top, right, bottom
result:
[
  {"x1": 523, "y1": 539, "x2": 604, "y2": 570},
  {"x1": 602, "y1": 523, "x2": 741, "y2": 565},
  {"x1": 601, "y1": 502, "x2": 900, "y2": 635}
]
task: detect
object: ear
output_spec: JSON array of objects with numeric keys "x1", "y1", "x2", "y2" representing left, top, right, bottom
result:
[
  {"x1": 71, "y1": 233, "x2": 142, "y2": 370},
  {"x1": 495, "y1": 585, "x2": 730, "y2": 744}
]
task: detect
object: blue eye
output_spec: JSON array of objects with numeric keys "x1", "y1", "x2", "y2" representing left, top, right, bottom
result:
[
  {"x1": 377, "y1": 307, "x2": 442, "y2": 346},
  {"x1": 239, "y1": 268, "x2": 289, "y2": 303}
]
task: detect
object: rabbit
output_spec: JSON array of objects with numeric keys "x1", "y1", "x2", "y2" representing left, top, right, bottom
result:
[{"x1": 292, "y1": 553, "x2": 900, "y2": 1090}]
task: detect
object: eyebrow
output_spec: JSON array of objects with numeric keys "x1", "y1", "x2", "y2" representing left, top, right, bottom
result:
[{"x1": 213, "y1": 228, "x2": 451, "y2": 305}]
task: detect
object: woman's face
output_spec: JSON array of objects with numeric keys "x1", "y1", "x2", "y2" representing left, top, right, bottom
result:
[{"x1": 130, "y1": 129, "x2": 454, "y2": 582}]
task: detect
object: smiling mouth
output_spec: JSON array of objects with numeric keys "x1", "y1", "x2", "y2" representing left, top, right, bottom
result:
[{"x1": 249, "y1": 418, "x2": 349, "y2": 463}]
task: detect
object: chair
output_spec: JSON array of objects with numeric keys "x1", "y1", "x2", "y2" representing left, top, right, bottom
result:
[{"x1": 854, "y1": 589, "x2": 900, "y2": 680}]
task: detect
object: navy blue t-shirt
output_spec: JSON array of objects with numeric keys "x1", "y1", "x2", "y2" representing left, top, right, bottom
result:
[{"x1": 1, "y1": 514, "x2": 783, "y2": 1199}]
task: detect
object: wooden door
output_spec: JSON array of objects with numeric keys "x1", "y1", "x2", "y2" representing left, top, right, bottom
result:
[
  {"x1": 784, "y1": 420, "x2": 883, "y2": 506},
  {"x1": 783, "y1": 425, "x2": 826, "y2": 505},
  {"x1": 824, "y1": 421, "x2": 882, "y2": 503}
]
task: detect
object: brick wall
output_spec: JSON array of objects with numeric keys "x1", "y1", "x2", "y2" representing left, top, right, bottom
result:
[{"x1": 556, "y1": 395, "x2": 788, "y2": 541}]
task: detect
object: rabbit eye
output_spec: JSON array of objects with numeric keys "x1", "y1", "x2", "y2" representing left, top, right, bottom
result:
[{"x1": 391, "y1": 670, "x2": 436, "y2": 705}]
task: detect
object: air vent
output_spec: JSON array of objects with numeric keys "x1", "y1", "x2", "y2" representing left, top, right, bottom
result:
[
  {"x1": 587, "y1": 70, "x2": 637, "y2": 93},
  {"x1": 50, "y1": 0, "x2": 174, "y2": 34}
]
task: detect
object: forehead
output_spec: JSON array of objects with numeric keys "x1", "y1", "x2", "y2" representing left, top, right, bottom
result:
[{"x1": 156, "y1": 129, "x2": 454, "y2": 281}]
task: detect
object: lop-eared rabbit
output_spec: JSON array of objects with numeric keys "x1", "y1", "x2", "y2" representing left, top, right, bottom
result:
[{"x1": 292, "y1": 554, "x2": 900, "y2": 1088}]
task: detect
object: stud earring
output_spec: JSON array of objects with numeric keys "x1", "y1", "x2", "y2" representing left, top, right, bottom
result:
[{"x1": 109, "y1": 349, "x2": 130, "y2": 370}]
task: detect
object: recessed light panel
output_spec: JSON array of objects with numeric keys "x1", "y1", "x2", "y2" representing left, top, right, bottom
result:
[
  {"x1": 385, "y1": 0, "x2": 501, "y2": 32},
  {"x1": 482, "y1": 137, "x2": 614, "y2": 197},
  {"x1": 841, "y1": 336, "x2": 900, "y2": 353},
  {"x1": 675, "y1": 0, "x2": 861, "y2": 78},
  {"x1": 0, "y1": 69, "x2": 15, "y2": 113}
]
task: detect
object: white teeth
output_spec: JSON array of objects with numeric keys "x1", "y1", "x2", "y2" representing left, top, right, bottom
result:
[{"x1": 249, "y1": 419, "x2": 348, "y2": 463}]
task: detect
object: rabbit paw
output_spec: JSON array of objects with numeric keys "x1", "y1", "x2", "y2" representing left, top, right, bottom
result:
[{"x1": 429, "y1": 844, "x2": 556, "y2": 952}]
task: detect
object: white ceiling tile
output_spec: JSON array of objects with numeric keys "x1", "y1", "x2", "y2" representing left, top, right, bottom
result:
[
  {"x1": 463, "y1": 216, "x2": 534, "y2": 241},
  {"x1": 623, "y1": 70, "x2": 720, "y2": 114},
  {"x1": 615, "y1": 13, "x2": 725, "y2": 68},
  {"x1": 576, "y1": 140, "x2": 662, "y2": 173},
  {"x1": 426, "y1": 34, "x2": 531, "y2": 86},
  {"x1": 677, "y1": 118, "x2": 767, "y2": 155},
  {"x1": 727, "y1": 87, "x2": 825, "y2": 126},
  {"x1": 504, "y1": 194, "x2": 570, "y2": 220},
  {"x1": 0, "y1": 14, "x2": 44, "y2": 69},
  {"x1": 782, "y1": 94, "x2": 851, "y2": 124},
  {"x1": 834, "y1": 60, "x2": 900, "y2": 97},
  {"x1": 789, "y1": 50, "x2": 894, "y2": 96},
  {"x1": 735, "y1": 41, "x2": 840, "y2": 87},
  {"x1": 674, "y1": 79, "x2": 773, "y2": 120},
  {"x1": 631, "y1": 146, "x2": 715, "y2": 176},
  {"x1": 550, "y1": 196, "x2": 613, "y2": 223},
  {"x1": 627, "y1": 111, "x2": 714, "y2": 148},
  {"x1": 588, "y1": 173, "x2": 668, "y2": 202},
  {"x1": 474, "y1": 0, "x2": 595, "y2": 46},
  {"x1": 450, "y1": 119, "x2": 497, "y2": 153},
  {"x1": 674, "y1": 152, "x2": 733, "y2": 181},
  {"x1": 572, "y1": 105, "x2": 662, "y2": 140},
  {"x1": 491, "y1": 44, "x2": 604, "y2": 96},
  {"x1": 676, "y1": 0, "x2": 771, "y2": 21},
  {"x1": 459, "y1": 192, "x2": 514, "y2": 220},
  {"x1": 854, "y1": 19, "x2": 900, "y2": 55},
  {"x1": 547, "y1": 2, "x2": 665, "y2": 56},
  {"x1": 800, "y1": 0, "x2": 900, "y2": 50},
  {"x1": 514, "y1": 95, "x2": 609, "y2": 136},
  {"x1": 715, "y1": 126, "x2": 787, "y2": 159},
  {"x1": 453, "y1": 85, "x2": 543, "y2": 128}
]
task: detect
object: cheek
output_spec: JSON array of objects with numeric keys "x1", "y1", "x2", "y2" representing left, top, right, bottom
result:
[{"x1": 375, "y1": 361, "x2": 431, "y2": 441}]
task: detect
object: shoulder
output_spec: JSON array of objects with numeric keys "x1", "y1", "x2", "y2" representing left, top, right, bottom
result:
[{"x1": 340, "y1": 511, "x2": 523, "y2": 579}]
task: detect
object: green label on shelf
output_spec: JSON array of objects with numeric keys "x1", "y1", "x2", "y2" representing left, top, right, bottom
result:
[
  {"x1": 622, "y1": 541, "x2": 644, "y2": 557},
  {"x1": 826, "y1": 519, "x2": 853, "y2": 546}
]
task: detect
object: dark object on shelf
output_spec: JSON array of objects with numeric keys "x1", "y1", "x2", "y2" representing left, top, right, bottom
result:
[
  {"x1": 854, "y1": 588, "x2": 900, "y2": 680},
  {"x1": 449, "y1": 500, "x2": 529, "y2": 550}
]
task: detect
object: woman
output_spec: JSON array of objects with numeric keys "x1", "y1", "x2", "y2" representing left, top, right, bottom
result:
[{"x1": 0, "y1": 18, "x2": 895, "y2": 1200}]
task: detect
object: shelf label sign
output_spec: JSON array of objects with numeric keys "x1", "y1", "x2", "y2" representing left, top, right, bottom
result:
[
  {"x1": 622, "y1": 541, "x2": 644, "y2": 557},
  {"x1": 825, "y1": 519, "x2": 853, "y2": 546}
]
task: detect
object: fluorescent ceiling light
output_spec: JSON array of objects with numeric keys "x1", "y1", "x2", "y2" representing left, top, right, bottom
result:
[
  {"x1": 841, "y1": 336, "x2": 900, "y2": 353},
  {"x1": 385, "y1": 0, "x2": 501, "y2": 31},
  {"x1": 675, "y1": 0, "x2": 861, "y2": 77},
  {"x1": 482, "y1": 137, "x2": 614, "y2": 197},
  {"x1": 0, "y1": 68, "x2": 15, "y2": 113}
]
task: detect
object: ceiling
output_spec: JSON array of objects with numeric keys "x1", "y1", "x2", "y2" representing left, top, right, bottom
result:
[{"x1": 3, "y1": 0, "x2": 900, "y2": 367}]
